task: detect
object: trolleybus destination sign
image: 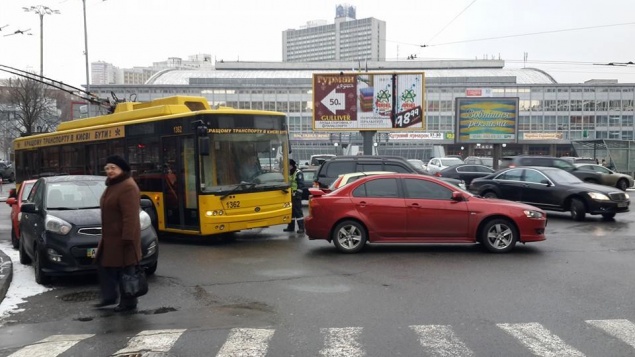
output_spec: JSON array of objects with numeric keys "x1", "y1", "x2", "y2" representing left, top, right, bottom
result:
[{"x1": 312, "y1": 72, "x2": 425, "y2": 131}]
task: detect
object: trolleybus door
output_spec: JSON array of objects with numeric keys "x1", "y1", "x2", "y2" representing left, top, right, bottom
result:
[{"x1": 162, "y1": 136, "x2": 200, "y2": 231}]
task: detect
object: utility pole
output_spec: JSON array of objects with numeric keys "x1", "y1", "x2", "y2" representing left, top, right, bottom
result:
[{"x1": 82, "y1": 0, "x2": 91, "y2": 116}]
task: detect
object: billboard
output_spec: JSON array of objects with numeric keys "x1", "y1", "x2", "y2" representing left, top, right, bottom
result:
[
  {"x1": 312, "y1": 72, "x2": 425, "y2": 131},
  {"x1": 455, "y1": 97, "x2": 518, "y2": 144}
]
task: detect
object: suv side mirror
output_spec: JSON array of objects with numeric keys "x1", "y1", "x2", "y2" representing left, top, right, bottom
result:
[{"x1": 21, "y1": 202, "x2": 38, "y2": 213}]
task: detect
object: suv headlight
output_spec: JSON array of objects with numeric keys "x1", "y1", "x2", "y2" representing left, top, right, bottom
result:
[
  {"x1": 140, "y1": 210, "x2": 152, "y2": 230},
  {"x1": 45, "y1": 215, "x2": 72, "y2": 235},
  {"x1": 588, "y1": 192, "x2": 610, "y2": 201}
]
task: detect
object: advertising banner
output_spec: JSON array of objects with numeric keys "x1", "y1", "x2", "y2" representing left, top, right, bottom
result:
[
  {"x1": 455, "y1": 97, "x2": 518, "y2": 144},
  {"x1": 313, "y1": 72, "x2": 425, "y2": 131}
]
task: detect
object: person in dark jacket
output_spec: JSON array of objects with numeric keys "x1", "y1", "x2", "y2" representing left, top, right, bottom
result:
[
  {"x1": 94, "y1": 155, "x2": 142, "y2": 312},
  {"x1": 283, "y1": 159, "x2": 305, "y2": 234}
]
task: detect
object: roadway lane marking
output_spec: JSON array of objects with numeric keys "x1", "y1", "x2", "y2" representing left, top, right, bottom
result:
[
  {"x1": 8, "y1": 334, "x2": 94, "y2": 357},
  {"x1": 587, "y1": 319, "x2": 635, "y2": 349},
  {"x1": 497, "y1": 322, "x2": 585, "y2": 357},
  {"x1": 112, "y1": 329, "x2": 185, "y2": 356},
  {"x1": 410, "y1": 324, "x2": 474, "y2": 357},
  {"x1": 319, "y1": 327, "x2": 365, "y2": 357},
  {"x1": 216, "y1": 328, "x2": 275, "y2": 357}
]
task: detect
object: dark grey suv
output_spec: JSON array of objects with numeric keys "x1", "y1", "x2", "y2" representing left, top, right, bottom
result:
[
  {"x1": 313, "y1": 155, "x2": 465, "y2": 189},
  {"x1": 499, "y1": 155, "x2": 604, "y2": 184}
]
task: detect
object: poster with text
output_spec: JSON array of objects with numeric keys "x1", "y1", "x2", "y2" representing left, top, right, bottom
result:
[
  {"x1": 455, "y1": 97, "x2": 518, "y2": 144},
  {"x1": 313, "y1": 72, "x2": 424, "y2": 131}
]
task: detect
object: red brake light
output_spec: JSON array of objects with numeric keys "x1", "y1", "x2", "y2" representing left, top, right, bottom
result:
[{"x1": 434, "y1": 172, "x2": 441, "y2": 177}]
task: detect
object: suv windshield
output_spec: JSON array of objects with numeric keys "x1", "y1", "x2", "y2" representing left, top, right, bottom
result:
[{"x1": 46, "y1": 181, "x2": 106, "y2": 209}]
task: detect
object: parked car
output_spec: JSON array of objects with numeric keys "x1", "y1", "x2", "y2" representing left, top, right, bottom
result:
[
  {"x1": 313, "y1": 155, "x2": 465, "y2": 190},
  {"x1": 435, "y1": 164, "x2": 495, "y2": 186},
  {"x1": 463, "y1": 156, "x2": 496, "y2": 168},
  {"x1": 499, "y1": 155, "x2": 604, "y2": 185},
  {"x1": 407, "y1": 159, "x2": 427, "y2": 172},
  {"x1": 560, "y1": 157, "x2": 597, "y2": 164},
  {"x1": 5, "y1": 179, "x2": 37, "y2": 248},
  {"x1": 300, "y1": 167, "x2": 318, "y2": 200},
  {"x1": 258, "y1": 157, "x2": 278, "y2": 172},
  {"x1": 305, "y1": 173, "x2": 546, "y2": 254},
  {"x1": 426, "y1": 157, "x2": 465, "y2": 175},
  {"x1": 574, "y1": 164, "x2": 634, "y2": 191},
  {"x1": 0, "y1": 161, "x2": 15, "y2": 182},
  {"x1": 302, "y1": 154, "x2": 336, "y2": 168},
  {"x1": 328, "y1": 171, "x2": 395, "y2": 192},
  {"x1": 469, "y1": 167, "x2": 630, "y2": 221},
  {"x1": 19, "y1": 175, "x2": 159, "y2": 284}
]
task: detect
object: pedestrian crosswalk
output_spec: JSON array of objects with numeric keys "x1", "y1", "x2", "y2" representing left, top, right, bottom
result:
[{"x1": 2, "y1": 319, "x2": 635, "y2": 356}]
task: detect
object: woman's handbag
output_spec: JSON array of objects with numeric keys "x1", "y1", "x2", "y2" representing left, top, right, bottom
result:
[{"x1": 120, "y1": 264, "x2": 148, "y2": 298}]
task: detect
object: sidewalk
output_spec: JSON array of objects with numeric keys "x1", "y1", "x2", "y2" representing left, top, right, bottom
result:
[{"x1": 0, "y1": 182, "x2": 14, "y2": 304}]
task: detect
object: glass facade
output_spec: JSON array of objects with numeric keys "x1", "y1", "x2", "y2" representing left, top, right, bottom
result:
[{"x1": 91, "y1": 75, "x2": 634, "y2": 169}]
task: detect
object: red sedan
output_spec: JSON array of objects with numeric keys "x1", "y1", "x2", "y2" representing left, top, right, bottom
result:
[
  {"x1": 305, "y1": 174, "x2": 546, "y2": 253},
  {"x1": 5, "y1": 179, "x2": 37, "y2": 249}
]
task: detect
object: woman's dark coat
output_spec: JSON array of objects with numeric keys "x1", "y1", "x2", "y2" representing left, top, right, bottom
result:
[{"x1": 97, "y1": 174, "x2": 141, "y2": 267}]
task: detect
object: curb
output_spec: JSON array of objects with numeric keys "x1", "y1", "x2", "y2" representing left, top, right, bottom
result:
[{"x1": 0, "y1": 248, "x2": 12, "y2": 304}]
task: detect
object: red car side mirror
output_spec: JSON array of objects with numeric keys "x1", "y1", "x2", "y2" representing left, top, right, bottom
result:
[{"x1": 451, "y1": 191, "x2": 465, "y2": 201}]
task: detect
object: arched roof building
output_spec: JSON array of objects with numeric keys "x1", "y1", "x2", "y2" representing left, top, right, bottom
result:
[{"x1": 87, "y1": 60, "x2": 634, "y2": 164}]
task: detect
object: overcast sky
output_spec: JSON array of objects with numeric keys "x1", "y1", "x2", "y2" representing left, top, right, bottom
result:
[{"x1": 1, "y1": 0, "x2": 635, "y2": 89}]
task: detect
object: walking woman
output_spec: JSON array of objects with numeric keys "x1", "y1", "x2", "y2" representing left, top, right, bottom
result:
[{"x1": 94, "y1": 155, "x2": 142, "y2": 312}]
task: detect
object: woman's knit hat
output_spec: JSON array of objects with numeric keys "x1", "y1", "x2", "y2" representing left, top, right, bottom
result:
[{"x1": 106, "y1": 155, "x2": 131, "y2": 172}]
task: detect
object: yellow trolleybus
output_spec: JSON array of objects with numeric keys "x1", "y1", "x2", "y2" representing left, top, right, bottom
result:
[{"x1": 13, "y1": 96, "x2": 293, "y2": 236}]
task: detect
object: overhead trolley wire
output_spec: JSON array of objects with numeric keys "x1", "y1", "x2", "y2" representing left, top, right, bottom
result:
[
  {"x1": 425, "y1": 0, "x2": 478, "y2": 45},
  {"x1": 421, "y1": 22, "x2": 635, "y2": 47}
]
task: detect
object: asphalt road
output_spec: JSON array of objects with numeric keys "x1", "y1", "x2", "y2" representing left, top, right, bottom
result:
[{"x1": 0, "y1": 193, "x2": 634, "y2": 356}]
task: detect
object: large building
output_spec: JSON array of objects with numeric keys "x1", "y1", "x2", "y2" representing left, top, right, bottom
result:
[
  {"x1": 282, "y1": 4, "x2": 386, "y2": 62},
  {"x1": 86, "y1": 59, "x2": 635, "y2": 172},
  {"x1": 90, "y1": 54, "x2": 213, "y2": 85}
]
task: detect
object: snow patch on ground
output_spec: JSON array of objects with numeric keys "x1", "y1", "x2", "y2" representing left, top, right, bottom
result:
[{"x1": 0, "y1": 241, "x2": 53, "y2": 325}]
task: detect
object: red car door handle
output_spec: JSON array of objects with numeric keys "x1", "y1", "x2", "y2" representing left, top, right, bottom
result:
[{"x1": 409, "y1": 203, "x2": 420, "y2": 209}]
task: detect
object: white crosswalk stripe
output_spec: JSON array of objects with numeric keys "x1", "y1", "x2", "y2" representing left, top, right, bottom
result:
[
  {"x1": 5, "y1": 319, "x2": 635, "y2": 356},
  {"x1": 216, "y1": 328, "x2": 275, "y2": 357},
  {"x1": 319, "y1": 327, "x2": 365, "y2": 357},
  {"x1": 587, "y1": 319, "x2": 635, "y2": 350},
  {"x1": 111, "y1": 329, "x2": 185, "y2": 356},
  {"x1": 7, "y1": 334, "x2": 94, "y2": 357},
  {"x1": 410, "y1": 324, "x2": 474, "y2": 357},
  {"x1": 497, "y1": 322, "x2": 585, "y2": 357}
]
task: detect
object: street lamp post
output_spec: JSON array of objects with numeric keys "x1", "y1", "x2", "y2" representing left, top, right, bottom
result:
[{"x1": 23, "y1": 5, "x2": 60, "y2": 78}]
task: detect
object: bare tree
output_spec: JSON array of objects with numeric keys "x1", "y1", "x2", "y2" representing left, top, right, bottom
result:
[{"x1": 1, "y1": 76, "x2": 61, "y2": 136}]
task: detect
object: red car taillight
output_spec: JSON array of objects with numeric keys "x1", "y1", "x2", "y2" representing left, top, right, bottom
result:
[{"x1": 434, "y1": 172, "x2": 441, "y2": 177}]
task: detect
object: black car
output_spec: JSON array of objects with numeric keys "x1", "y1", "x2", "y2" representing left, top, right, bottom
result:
[
  {"x1": 435, "y1": 164, "x2": 494, "y2": 186},
  {"x1": 313, "y1": 155, "x2": 466, "y2": 190},
  {"x1": 469, "y1": 167, "x2": 630, "y2": 221},
  {"x1": 19, "y1": 175, "x2": 159, "y2": 284},
  {"x1": 499, "y1": 155, "x2": 604, "y2": 184}
]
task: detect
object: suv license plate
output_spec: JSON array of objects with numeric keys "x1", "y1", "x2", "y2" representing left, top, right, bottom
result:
[{"x1": 86, "y1": 248, "x2": 97, "y2": 258}]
